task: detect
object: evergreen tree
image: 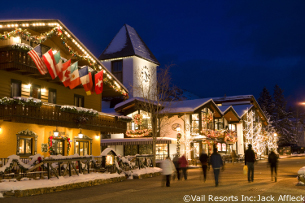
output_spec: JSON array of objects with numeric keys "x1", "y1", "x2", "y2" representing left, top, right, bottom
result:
[
  {"x1": 272, "y1": 85, "x2": 296, "y2": 146},
  {"x1": 258, "y1": 87, "x2": 274, "y2": 118}
]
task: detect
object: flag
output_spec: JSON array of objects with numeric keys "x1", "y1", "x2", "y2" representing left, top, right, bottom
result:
[
  {"x1": 43, "y1": 49, "x2": 57, "y2": 79},
  {"x1": 69, "y1": 62, "x2": 81, "y2": 89},
  {"x1": 79, "y1": 66, "x2": 93, "y2": 95},
  {"x1": 95, "y1": 70, "x2": 103, "y2": 94},
  {"x1": 61, "y1": 59, "x2": 72, "y2": 87},
  {"x1": 53, "y1": 51, "x2": 63, "y2": 80},
  {"x1": 28, "y1": 45, "x2": 48, "y2": 75}
]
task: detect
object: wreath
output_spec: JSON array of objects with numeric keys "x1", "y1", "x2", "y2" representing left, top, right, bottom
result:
[
  {"x1": 177, "y1": 133, "x2": 182, "y2": 139},
  {"x1": 48, "y1": 136, "x2": 71, "y2": 155},
  {"x1": 133, "y1": 114, "x2": 143, "y2": 125}
]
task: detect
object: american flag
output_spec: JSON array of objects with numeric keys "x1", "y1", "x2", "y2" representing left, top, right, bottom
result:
[{"x1": 28, "y1": 45, "x2": 48, "y2": 75}]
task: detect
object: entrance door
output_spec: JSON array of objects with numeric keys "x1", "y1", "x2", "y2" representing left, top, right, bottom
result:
[{"x1": 53, "y1": 140, "x2": 64, "y2": 155}]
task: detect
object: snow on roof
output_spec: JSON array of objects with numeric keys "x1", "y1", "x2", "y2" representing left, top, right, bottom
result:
[
  {"x1": 231, "y1": 105, "x2": 253, "y2": 118},
  {"x1": 114, "y1": 97, "x2": 160, "y2": 110},
  {"x1": 100, "y1": 147, "x2": 117, "y2": 156},
  {"x1": 212, "y1": 95, "x2": 253, "y2": 102},
  {"x1": 218, "y1": 106, "x2": 231, "y2": 113},
  {"x1": 160, "y1": 98, "x2": 213, "y2": 114},
  {"x1": 104, "y1": 26, "x2": 127, "y2": 54},
  {"x1": 99, "y1": 24, "x2": 159, "y2": 65}
]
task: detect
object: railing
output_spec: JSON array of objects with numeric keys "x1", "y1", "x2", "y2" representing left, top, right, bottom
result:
[{"x1": 0, "y1": 103, "x2": 126, "y2": 133}]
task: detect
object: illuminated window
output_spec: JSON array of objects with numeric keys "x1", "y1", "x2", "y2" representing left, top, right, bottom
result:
[
  {"x1": 111, "y1": 60, "x2": 123, "y2": 83},
  {"x1": 19, "y1": 138, "x2": 32, "y2": 155},
  {"x1": 228, "y1": 124, "x2": 236, "y2": 131},
  {"x1": 75, "y1": 141, "x2": 89, "y2": 156},
  {"x1": 30, "y1": 84, "x2": 41, "y2": 99},
  {"x1": 191, "y1": 114, "x2": 199, "y2": 134},
  {"x1": 156, "y1": 144, "x2": 168, "y2": 160}
]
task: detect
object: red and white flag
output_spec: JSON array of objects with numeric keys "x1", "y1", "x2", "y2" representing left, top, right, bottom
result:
[
  {"x1": 27, "y1": 45, "x2": 48, "y2": 75},
  {"x1": 95, "y1": 70, "x2": 103, "y2": 94},
  {"x1": 61, "y1": 59, "x2": 72, "y2": 87},
  {"x1": 43, "y1": 49, "x2": 57, "y2": 79}
]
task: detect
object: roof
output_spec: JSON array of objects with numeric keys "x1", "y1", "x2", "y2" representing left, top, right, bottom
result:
[
  {"x1": 231, "y1": 105, "x2": 253, "y2": 118},
  {"x1": 98, "y1": 24, "x2": 159, "y2": 65},
  {"x1": 160, "y1": 98, "x2": 222, "y2": 117},
  {"x1": 0, "y1": 19, "x2": 128, "y2": 98},
  {"x1": 212, "y1": 95, "x2": 253, "y2": 102}
]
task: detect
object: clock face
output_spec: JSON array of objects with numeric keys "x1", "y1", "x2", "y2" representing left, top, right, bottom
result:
[
  {"x1": 172, "y1": 123, "x2": 181, "y2": 131},
  {"x1": 141, "y1": 66, "x2": 150, "y2": 82}
]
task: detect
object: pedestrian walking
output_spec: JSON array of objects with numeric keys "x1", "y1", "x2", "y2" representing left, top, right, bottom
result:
[
  {"x1": 179, "y1": 154, "x2": 188, "y2": 180},
  {"x1": 245, "y1": 144, "x2": 256, "y2": 183},
  {"x1": 173, "y1": 154, "x2": 180, "y2": 180},
  {"x1": 268, "y1": 149, "x2": 278, "y2": 182},
  {"x1": 161, "y1": 157, "x2": 176, "y2": 187},
  {"x1": 199, "y1": 150, "x2": 208, "y2": 182},
  {"x1": 209, "y1": 148, "x2": 224, "y2": 187}
]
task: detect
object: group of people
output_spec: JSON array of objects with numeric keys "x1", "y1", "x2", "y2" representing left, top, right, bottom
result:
[
  {"x1": 161, "y1": 154, "x2": 188, "y2": 187},
  {"x1": 161, "y1": 144, "x2": 279, "y2": 187},
  {"x1": 245, "y1": 144, "x2": 279, "y2": 183}
]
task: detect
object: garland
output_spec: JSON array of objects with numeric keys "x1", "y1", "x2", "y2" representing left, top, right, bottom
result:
[
  {"x1": 224, "y1": 130, "x2": 237, "y2": 142},
  {"x1": 0, "y1": 27, "x2": 128, "y2": 98},
  {"x1": 0, "y1": 155, "x2": 31, "y2": 174},
  {"x1": 0, "y1": 97, "x2": 42, "y2": 107},
  {"x1": 126, "y1": 129, "x2": 152, "y2": 138},
  {"x1": 202, "y1": 112, "x2": 213, "y2": 123},
  {"x1": 60, "y1": 105, "x2": 98, "y2": 116},
  {"x1": 202, "y1": 129, "x2": 224, "y2": 139},
  {"x1": 133, "y1": 114, "x2": 143, "y2": 125},
  {"x1": 48, "y1": 136, "x2": 71, "y2": 155}
]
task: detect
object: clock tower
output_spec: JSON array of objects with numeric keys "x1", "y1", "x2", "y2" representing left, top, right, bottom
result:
[{"x1": 99, "y1": 24, "x2": 159, "y2": 101}]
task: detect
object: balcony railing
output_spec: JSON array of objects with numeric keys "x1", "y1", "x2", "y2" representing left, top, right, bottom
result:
[{"x1": 0, "y1": 103, "x2": 127, "y2": 133}]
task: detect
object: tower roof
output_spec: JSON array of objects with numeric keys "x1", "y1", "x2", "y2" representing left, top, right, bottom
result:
[{"x1": 98, "y1": 24, "x2": 159, "y2": 65}]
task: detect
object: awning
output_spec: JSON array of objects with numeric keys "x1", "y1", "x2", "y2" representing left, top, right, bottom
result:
[{"x1": 100, "y1": 137, "x2": 176, "y2": 146}]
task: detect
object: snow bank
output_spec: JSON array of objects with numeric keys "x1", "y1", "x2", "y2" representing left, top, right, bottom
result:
[{"x1": 0, "y1": 172, "x2": 125, "y2": 192}]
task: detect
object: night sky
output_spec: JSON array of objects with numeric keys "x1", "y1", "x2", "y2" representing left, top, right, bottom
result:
[{"x1": 1, "y1": 1, "x2": 305, "y2": 104}]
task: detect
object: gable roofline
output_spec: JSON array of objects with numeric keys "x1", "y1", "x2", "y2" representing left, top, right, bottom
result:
[
  {"x1": 0, "y1": 19, "x2": 128, "y2": 96},
  {"x1": 98, "y1": 24, "x2": 160, "y2": 65}
]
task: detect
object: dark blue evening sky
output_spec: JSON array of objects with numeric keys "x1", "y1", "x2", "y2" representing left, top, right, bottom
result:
[{"x1": 1, "y1": 1, "x2": 305, "y2": 104}]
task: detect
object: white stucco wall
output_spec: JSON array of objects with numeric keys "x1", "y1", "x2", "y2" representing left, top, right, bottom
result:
[
  {"x1": 237, "y1": 122, "x2": 244, "y2": 155},
  {"x1": 100, "y1": 56, "x2": 158, "y2": 99}
]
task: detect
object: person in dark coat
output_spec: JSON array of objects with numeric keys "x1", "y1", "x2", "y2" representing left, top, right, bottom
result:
[
  {"x1": 178, "y1": 154, "x2": 188, "y2": 180},
  {"x1": 209, "y1": 148, "x2": 223, "y2": 187},
  {"x1": 245, "y1": 144, "x2": 256, "y2": 182},
  {"x1": 199, "y1": 150, "x2": 208, "y2": 182},
  {"x1": 268, "y1": 149, "x2": 278, "y2": 182},
  {"x1": 172, "y1": 154, "x2": 180, "y2": 180}
]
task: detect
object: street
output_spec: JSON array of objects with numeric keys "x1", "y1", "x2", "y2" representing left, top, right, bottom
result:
[{"x1": 2, "y1": 156, "x2": 305, "y2": 203}]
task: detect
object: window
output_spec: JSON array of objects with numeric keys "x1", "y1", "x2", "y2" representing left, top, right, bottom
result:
[
  {"x1": 74, "y1": 94, "x2": 84, "y2": 107},
  {"x1": 214, "y1": 118, "x2": 224, "y2": 130},
  {"x1": 48, "y1": 88, "x2": 57, "y2": 104},
  {"x1": 228, "y1": 124, "x2": 236, "y2": 131},
  {"x1": 217, "y1": 143, "x2": 226, "y2": 152},
  {"x1": 75, "y1": 141, "x2": 89, "y2": 156},
  {"x1": 11, "y1": 79, "x2": 21, "y2": 97},
  {"x1": 111, "y1": 60, "x2": 123, "y2": 83},
  {"x1": 30, "y1": 84, "x2": 41, "y2": 99},
  {"x1": 156, "y1": 144, "x2": 168, "y2": 160},
  {"x1": 52, "y1": 140, "x2": 64, "y2": 155},
  {"x1": 191, "y1": 114, "x2": 200, "y2": 134},
  {"x1": 19, "y1": 138, "x2": 32, "y2": 155},
  {"x1": 124, "y1": 145, "x2": 138, "y2": 155}
]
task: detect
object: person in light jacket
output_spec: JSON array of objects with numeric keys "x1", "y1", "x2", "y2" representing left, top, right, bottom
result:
[
  {"x1": 161, "y1": 157, "x2": 176, "y2": 187},
  {"x1": 209, "y1": 148, "x2": 224, "y2": 187}
]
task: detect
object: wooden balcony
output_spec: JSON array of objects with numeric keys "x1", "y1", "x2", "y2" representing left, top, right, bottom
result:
[{"x1": 0, "y1": 103, "x2": 127, "y2": 133}]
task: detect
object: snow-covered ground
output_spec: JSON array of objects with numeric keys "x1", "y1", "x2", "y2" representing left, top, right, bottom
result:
[{"x1": 0, "y1": 167, "x2": 162, "y2": 197}]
